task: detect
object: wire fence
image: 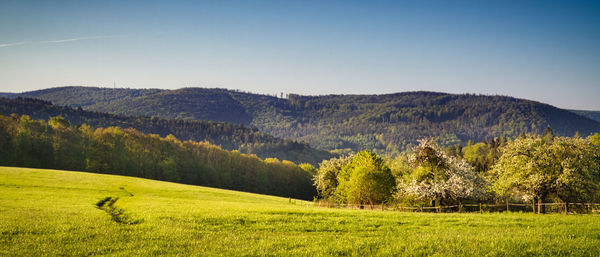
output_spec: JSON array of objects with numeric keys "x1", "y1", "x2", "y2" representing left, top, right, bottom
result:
[{"x1": 310, "y1": 201, "x2": 600, "y2": 214}]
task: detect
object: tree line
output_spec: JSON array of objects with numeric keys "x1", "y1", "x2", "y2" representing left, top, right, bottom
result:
[
  {"x1": 314, "y1": 130, "x2": 600, "y2": 213},
  {"x1": 0, "y1": 114, "x2": 316, "y2": 200},
  {"x1": 15, "y1": 87, "x2": 600, "y2": 156},
  {"x1": 0, "y1": 97, "x2": 332, "y2": 165}
]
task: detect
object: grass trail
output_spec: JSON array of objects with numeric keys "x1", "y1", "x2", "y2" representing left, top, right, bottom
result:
[{"x1": 1, "y1": 166, "x2": 599, "y2": 256}]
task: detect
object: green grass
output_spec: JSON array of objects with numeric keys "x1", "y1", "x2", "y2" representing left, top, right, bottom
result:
[{"x1": 1, "y1": 166, "x2": 599, "y2": 256}]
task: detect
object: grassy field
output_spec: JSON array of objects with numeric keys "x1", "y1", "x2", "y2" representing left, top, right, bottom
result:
[{"x1": 1, "y1": 166, "x2": 599, "y2": 256}]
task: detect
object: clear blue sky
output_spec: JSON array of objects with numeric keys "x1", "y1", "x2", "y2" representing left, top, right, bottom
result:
[{"x1": 1, "y1": 0, "x2": 599, "y2": 110}]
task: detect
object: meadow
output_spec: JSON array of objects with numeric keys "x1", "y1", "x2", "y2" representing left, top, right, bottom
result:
[{"x1": 1, "y1": 166, "x2": 599, "y2": 256}]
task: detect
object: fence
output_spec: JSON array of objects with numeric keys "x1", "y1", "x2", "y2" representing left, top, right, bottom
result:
[{"x1": 311, "y1": 201, "x2": 600, "y2": 214}]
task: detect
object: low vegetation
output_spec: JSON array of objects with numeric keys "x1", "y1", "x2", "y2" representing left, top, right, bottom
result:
[{"x1": 2, "y1": 166, "x2": 600, "y2": 256}]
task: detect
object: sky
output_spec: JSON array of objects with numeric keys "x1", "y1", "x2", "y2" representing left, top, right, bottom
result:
[{"x1": 1, "y1": 0, "x2": 599, "y2": 110}]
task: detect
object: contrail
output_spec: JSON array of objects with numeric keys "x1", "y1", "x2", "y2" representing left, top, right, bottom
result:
[
  {"x1": 0, "y1": 36, "x2": 117, "y2": 48},
  {"x1": 0, "y1": 42, "x2": 29, "y2": 48}
]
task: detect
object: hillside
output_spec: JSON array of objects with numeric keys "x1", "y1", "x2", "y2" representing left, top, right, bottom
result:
[
  {"x1": 0, "y1": 97, "x2": 332, "y2": 165},
  {"x1": 3, "y1": 166, "x2": 600, "y2": 256},
  {"x1": 570, "y1": 110, "x2": 600, "y2": 123},
  {"x1": 13, "y1": 86, "x2": 600, "y2": 154},
  {"x1": 0, "y1": 114, "x2": 319, "y2": 199}
]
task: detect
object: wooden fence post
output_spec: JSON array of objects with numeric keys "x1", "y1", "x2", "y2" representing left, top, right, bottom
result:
[{"x1": 587, "y1": 204, "x2": 591, "y2": 214}]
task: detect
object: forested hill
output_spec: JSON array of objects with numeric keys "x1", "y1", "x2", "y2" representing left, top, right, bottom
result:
[
  {"x1": 0, "y1": 97, "x2": 332, "y2": 165},
  {"x1": 10, "y1": 86, "x2": 600, "y2": 155},
  {"x1": 570, "y1": 110, "x2": 600, "y2": 123}
]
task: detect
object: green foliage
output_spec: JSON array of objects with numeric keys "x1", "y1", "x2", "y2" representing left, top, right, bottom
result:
[
  {"x1": 462, "y1": 143, "x2": 489, "y2": 170},
  {"x1": 491, "y1": 135, "x2": 552, "y2": 201},
  {"x1": 312, "y1": 155, "x2": 353, "y2": 199},
  {"x1": 317, "y1": 135, "x2": 600, "y2": 208},
  {"x1": 550, "y1": 137, "x2": 600, "y2": 203},
  {"x1": 490, "y1": 135, "x2": 600, "y2": 205},
  {"x1": 342, "y1": 166, "x2": 396, "y2": 205},
  {"x1": 0, "y1": 97, "x2": 332, "y2": 165},
  {"x1": 48, "y1": 116, "x2": 70, "y2": 128},
  {"x1": 331, "y1": 151, "x2": 396, "y2": 205},
  {"x1": 589, "y1": 133, "x2": 600, "y2": 146},
  {"x1": 461, "y1": 141, "x2": 501, "y2": 173},
  {"x1": 298, "y1": 163, "x2": 316, "y2": 175},
  {"x1": 15, "y1": 86, "x2": 600, "y2": 154},
  {"x1": 0, "y1": 114, "x2": 316, "y2": 199},
  {"x1": 388, "y1": 154, "x2": 411, "y2": 180}
]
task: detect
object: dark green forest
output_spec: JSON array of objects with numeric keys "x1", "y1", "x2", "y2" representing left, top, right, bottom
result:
[
  {"x1": 9, "y1": 86, "x2": 599, "y2": 155},
  {"x1": 0, "y1": 114, "x2": 316, "y2": 199},
  {"x1": 571, "y1": 110, "x2": 600, "y2": 123},
  {"x1": 0, "y1": 97, "x2": 331, "y2": 165}
]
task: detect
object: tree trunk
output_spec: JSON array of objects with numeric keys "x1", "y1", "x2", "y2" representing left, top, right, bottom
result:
[
  {"x1": 435, "y1": 198, "x2": 441, "y2": 213},
  {"x1": 532, "y1": 198, "x2": 537, "y2": 214},
  {"x1": 564, "y1": 202, "x2": 569, "y2": 215},
  {"x1": 506, "y1": 199, "x2": 510, "y2": 212}
]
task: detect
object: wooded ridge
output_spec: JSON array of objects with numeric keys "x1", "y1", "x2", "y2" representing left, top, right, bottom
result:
[
  {"x1": 7, "y1": 86, "x2": 599, "y2": 155},
  {"x1": 0, "y1": 97, "x2": 332, "y2": 165}
]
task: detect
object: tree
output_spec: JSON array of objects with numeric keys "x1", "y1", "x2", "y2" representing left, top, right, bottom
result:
[
  {"x1": 490, "y1": 135, "x2": 552, "y2": 213},
  {"x1": 14, "y1": 115, "x2": 54, "y2": 168},
  {"x1": 549, "y1": 137, "x2": 600, "y2": 211},
  {"x1": 589, "y1": 133, "x2": 600, "y2": 147},
  {"x1": 313, "y1": 155, "x2": 352, "y2": 199},
  {"x1": 491, "y1": 135, "x2": 600, "y2": 213},
  {"x1": 334, "y1": 151, "x2": 396, "y2": 205},
  {"x1": 542, "y1": 126, "x2": 554, "y2": 143},
  {"x1": 398, "y1": 139, "x2": 487, "y2": 209},
  {"x1": 49, "y1": 116, "x2": 85, "y2": 170},
  {"x1": 298, "y1": 163, "x2": 316, "y2": 175},
  {"x1": 0, "y1": 115, "x2": 17, "y2": 165},
  {"x1": 462, "y1": 142, "x2": 490, "y2": 173},
  {"x1": 48, "y1": 116, "x2": 70, "y2": 128},
  {"x1": 0, "y1": 114, "x2": 319, "y2": 200}
]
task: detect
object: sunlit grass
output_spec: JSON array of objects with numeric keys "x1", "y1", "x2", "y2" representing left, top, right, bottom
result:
[{"x1": 1, "y1": 166, "x2": 599, "y2": 256}]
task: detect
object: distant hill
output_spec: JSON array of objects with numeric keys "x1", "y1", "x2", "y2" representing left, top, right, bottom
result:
[
  {"x1": 91, "y1": 88, "x2": 254, "y2": 124},
  {"x1": 0, "y1": 92, "x2": 16, "y2": 98},
  {"x1": 570, "y1": 110, "x2": 600, "y2": 123},
  {"x1": 13, "y1": 86, "x2": 600, "y2": 154},
  {"x1": 0, "y1": 97, "x2": 332, "y2": 165},
  {"x1": 19, "y1": 87, "x2": 165, "y2": 108}
]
